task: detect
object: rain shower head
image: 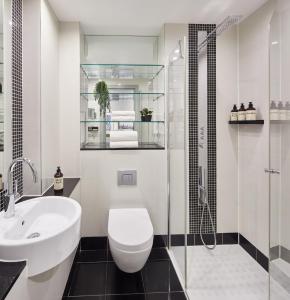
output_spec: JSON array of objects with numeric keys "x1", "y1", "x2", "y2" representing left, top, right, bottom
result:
[
  {"x1": 215, "y1": 15, "x2": 242, "y2": 35},
  {"x1": 198, "y1": 15, "x2": 242, "y2": 52}
]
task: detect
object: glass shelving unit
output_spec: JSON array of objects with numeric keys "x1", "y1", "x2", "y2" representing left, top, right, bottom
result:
[
  {"x1": 80, "y1": 64, "x2": 165, "y2": 150},
  {"x1": 81, "y1": 64, "x2": 164, "y2": 81}
]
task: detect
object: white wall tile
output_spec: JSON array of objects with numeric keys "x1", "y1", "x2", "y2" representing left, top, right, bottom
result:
[{"x1": 80, "y1": 150, "x2": 167, "y2": 236}]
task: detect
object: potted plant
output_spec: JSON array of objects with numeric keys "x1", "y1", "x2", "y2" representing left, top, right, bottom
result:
[
  {"x1": 140, "y1": 108, "x2": 153, "y2": 122},
  {"x1": 93, "y1": 81, "x2": 110, "y2": 118}
]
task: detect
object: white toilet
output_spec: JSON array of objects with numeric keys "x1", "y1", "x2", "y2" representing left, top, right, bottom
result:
[{"x1": 108, "y1": 208, "x2": 154, "y2": 273}]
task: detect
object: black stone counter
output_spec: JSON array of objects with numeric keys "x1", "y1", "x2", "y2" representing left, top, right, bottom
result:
[
  {"x1": 0, "y1": 261, "x2": 26, "y2": 300},
  {"x1": 1, "y1": 178, "x2": 80, "y2": 299},
  {"x1": 19, "y1": 178, "x2": 80, "y2": 203}
]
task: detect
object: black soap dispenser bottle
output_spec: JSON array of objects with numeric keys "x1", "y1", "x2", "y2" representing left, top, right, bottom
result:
[
  {"x1": 54, "y1": 166, "x2": 64, "y2": 193},
  {"x1": 246, "y1": 102, "x2": 256, "y2": 121},
  {"x1": 238, "y1": 103, "x2": 246, "y2": 121},
  {"x1": 230, "y1": 105, "x2": 238, "y2": 121}
]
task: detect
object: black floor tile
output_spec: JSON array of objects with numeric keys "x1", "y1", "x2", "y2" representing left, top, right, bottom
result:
[
  {"x1": 76, "y1": 250, "x2": 108, "y2": 262},
  {"x1": 106, "y1": 294, "x2": 146, "y2": 300},
  {"x1": 106, "y1": 262, "x2": 144, "y2": 295},
  {"x1": 81, "y1": 237, "x2": 108, "y2": 250},
  {"x1": 141, "y1": 261, "x2": 182, "y2": 293},
  {"x1": 108, "y1": 249, "x2": 114, "y2": 261},
  {"x1": 148, "y1": 248, "x2": 169, "y2": 261},
  {"x1": 169, "y1": 292, "x2": 187, "y2": 300},
  {"x1": 69, "y1": 263, "x2": 107, "y2": 296},
  {"x1": 153, "y1": 235, "x2": 168, "y2": 248},
  {"x1": 63, "y1": 297, "x2": 105, "y2": 300},
  {"x1": 146, "y1": 292, "x2": 187, "y2": 300}
]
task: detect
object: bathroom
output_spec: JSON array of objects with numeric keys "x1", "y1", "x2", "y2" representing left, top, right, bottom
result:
[{"x1": 0, "y1": 0, "x2": 290, "y2": 299}]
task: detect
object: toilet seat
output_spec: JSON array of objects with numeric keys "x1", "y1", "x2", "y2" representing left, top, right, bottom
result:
[{"x1": 108, "y1": 208, "x2": 153, "y2": 252}]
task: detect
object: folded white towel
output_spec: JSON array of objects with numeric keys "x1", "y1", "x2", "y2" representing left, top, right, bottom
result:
[
  {"x1": 111, "y1": 111, "x2": 135, "y2": 116},
  {"x1": 110, "y1": 130, "x2": 138, "y2": 142},
  {"x1": 110, "y1": 141, "x2": 139, "y2": 148},
  {"x1": 111, "y1": 116, "x2": 135, "y2": 121}
]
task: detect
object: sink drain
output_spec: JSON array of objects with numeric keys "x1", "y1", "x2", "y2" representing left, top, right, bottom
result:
[{"x1": 27, "y1": 232, "x2": 40, "y2": 239}]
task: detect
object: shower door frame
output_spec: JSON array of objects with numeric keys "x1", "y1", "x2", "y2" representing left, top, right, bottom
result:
[{"x1": 166, "y1": 36, "x2": 189, "y2": 289}]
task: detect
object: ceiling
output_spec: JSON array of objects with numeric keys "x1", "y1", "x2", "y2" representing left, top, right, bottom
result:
[{"x1": 47, "y1": 0, "x2": 268, "y2": 35}]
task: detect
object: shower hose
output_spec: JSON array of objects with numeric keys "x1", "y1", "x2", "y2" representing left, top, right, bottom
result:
[{"x1": 200, "y1": 200, "x2": 217, "y2": 250}]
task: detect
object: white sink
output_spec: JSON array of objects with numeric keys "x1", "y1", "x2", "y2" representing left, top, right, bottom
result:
[{"x1": 0, "y1": 196, "x2": 81, "y2": 276}]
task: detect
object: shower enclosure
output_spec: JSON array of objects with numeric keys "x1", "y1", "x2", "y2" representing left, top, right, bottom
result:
[
  {"x1": 269, "y1": 4, "x2": 290, "y2": 299},
  {"x1": 167, "y1": 4, "x2": 290, "y2": 299}
]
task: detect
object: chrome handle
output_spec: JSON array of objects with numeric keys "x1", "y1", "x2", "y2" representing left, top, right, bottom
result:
[{"x1": 264, "y1": 168, "x2": 280, "y2": 174}]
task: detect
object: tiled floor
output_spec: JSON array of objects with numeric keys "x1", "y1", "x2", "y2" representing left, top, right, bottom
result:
[
  {"x1": 172, "y1": 244, "x2": 289, "y2": 300},
  {"x1": 63, "y1": 239, "x2": 187, "y2": 300}
]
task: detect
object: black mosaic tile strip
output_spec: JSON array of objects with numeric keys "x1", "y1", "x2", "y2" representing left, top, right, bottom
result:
[
  {"x1": 63, "y1": 240, "x2": 185, "y2": 300},
  {"x1": 0, "y1": 0, "x2": 23, "y2": 212},
  {"x1": 239, "y1": 234, "x2": 269, "y2": 272},
  {"x1": 11, "y1": 0, "x2": 23, "y2": 195},
  {"x1": 188, "y1": 24, "x2": 216, "y2": 234}
]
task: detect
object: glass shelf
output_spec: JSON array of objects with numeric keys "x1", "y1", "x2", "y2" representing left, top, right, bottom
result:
[
  {"x1": 81, "y1": 120, "x2": 164, "y2": 123},
  {"x1": 80, "y1": 92, "x2": 164, "y2": 102},
  {"x1": 81, "y1": 64, "x2": 164, "y2": 80},
  {"x1": 81, "y1": 142, "x2": 165, "y2": 150}
]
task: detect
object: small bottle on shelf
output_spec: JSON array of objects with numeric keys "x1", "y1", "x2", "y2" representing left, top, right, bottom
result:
[
  {"x1": 54, "y1": 166, "x2": 64, "y2": 193},
  {"x1": 246, "y1": 102, "x2": 257, "y2": 121},
  {"x1": 238, "y1": 103, "x2": 246, "y2": 121},
  {"x1": 270, "y1": 101, "x2": 279, "y2": 120},
  {"x1": 278, "y1": 101, "x2": 287, "y2": 121},
  {"x1": 230, "y1": 105, "x2": 238, "y2": 121}
]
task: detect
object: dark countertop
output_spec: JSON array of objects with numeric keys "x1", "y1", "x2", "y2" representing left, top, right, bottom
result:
[
  {"x1": 0, "y1": 261, "x2": 26, "y2": 300},
  {"x1": 19, "y1": 178, "x2": 80, "y2": 203},
  {"x1": 1, "y1": 178, "x2": 80, "y2": 300}
]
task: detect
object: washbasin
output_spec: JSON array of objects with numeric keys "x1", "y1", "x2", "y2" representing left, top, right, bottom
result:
[{"x1": 0, "y1": 196, "x2": 81, "y2": 276}]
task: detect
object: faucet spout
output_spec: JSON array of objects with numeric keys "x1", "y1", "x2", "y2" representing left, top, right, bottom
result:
[{"x1": 5, "y1": 157, "x2": 38, "y2": 218}]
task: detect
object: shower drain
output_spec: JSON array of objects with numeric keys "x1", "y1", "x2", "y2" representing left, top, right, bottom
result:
[{"x1": 26, "y1": 232, "x2": 40, "y2": 239}]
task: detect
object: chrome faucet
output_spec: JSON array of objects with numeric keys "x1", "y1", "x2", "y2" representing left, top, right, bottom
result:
[{"x1": 4, "y1": 157, "x2": 38, "y2": 218}]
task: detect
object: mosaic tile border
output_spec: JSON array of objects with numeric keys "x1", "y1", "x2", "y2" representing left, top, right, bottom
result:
[
  {"x1": 188, "y1": 24, "x2": 216, "y2": 234},
  {"x1": 0, "y1": 0, "x2": 23, "y2": 212}
]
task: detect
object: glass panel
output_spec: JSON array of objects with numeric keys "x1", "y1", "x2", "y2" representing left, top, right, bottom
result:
[
  {"x1": 269, "y1": 4, "x2": 290, "y2": 300},
  {"x1": 81, "y1": 64, "x2": 164, "y2": 81},
  {"x1": 168, "y1": 39, "x2": 187, "y2": 284}
]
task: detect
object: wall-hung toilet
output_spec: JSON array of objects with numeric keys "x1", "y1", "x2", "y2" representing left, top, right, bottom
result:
[{"x1": 108, "y1": 208, "x2": 153, "y2": 273}]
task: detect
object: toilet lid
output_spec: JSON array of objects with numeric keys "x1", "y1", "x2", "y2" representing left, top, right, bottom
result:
[{"x1": 108, "y1": 208, "x2": 153, "y2": 252}]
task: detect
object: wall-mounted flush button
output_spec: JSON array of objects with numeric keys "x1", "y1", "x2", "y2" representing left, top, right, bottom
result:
[{"x1": 118, "y1": 170, "x2": 137, "y2": 186}]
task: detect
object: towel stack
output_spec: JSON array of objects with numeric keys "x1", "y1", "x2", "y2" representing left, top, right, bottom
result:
[
  {"x1": 111, "y1": 111, "x2": 135, "y2": 130},
  {"x1": 110, "y1": 111, "x2": 138, "y2": 148}
]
